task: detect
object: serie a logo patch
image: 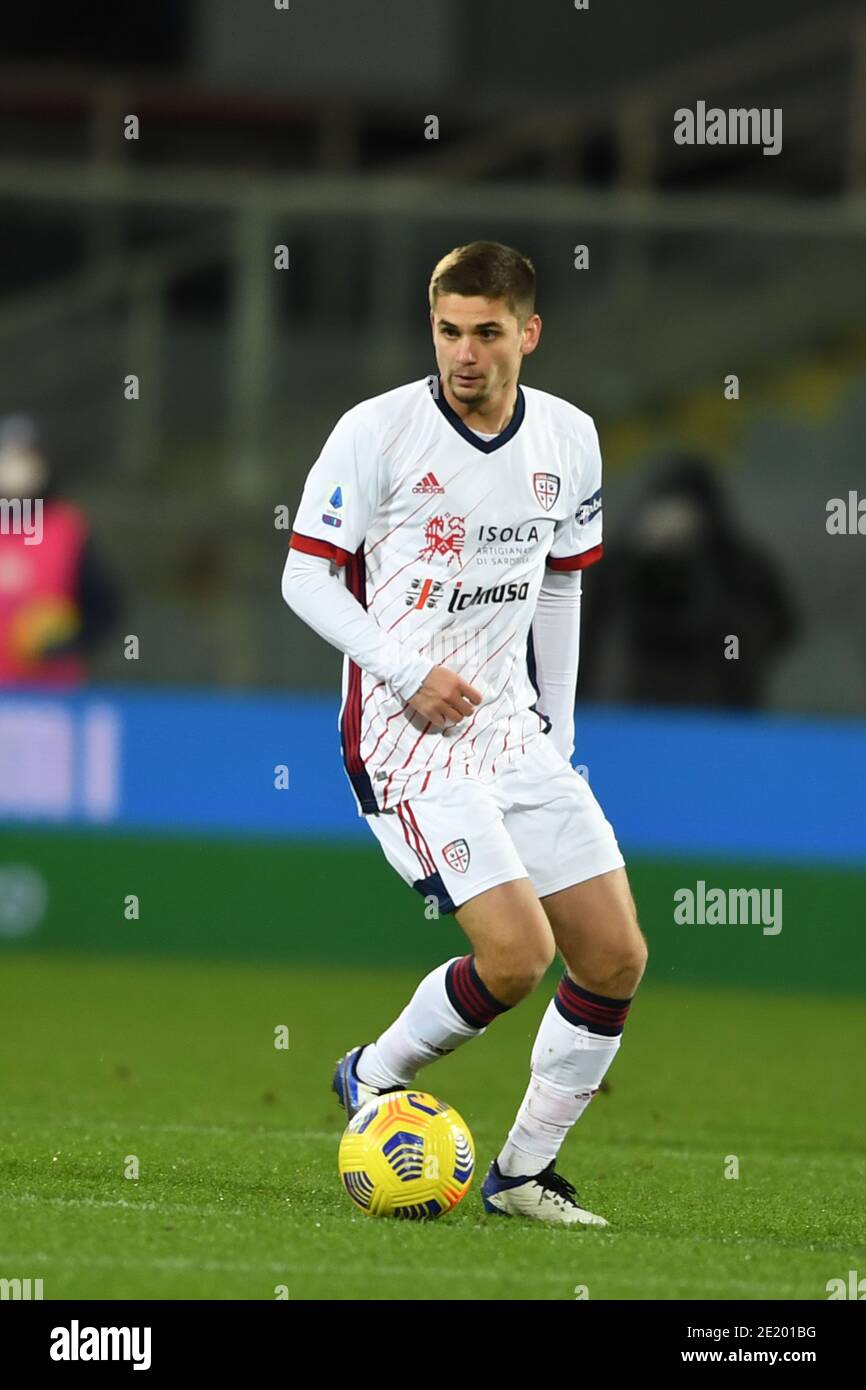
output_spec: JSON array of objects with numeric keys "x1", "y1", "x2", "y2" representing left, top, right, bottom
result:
[{"x1": 322, "y1": 482, "x2": 343, "y2": 527}]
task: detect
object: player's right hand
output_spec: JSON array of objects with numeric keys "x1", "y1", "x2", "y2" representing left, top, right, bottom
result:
[{"x1": 408, "y1": 666, "x2": 483, "y2": 728}]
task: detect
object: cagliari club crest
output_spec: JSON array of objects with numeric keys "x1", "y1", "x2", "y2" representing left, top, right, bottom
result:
[
  {"x1": 533, "y1": 472, "x2": 560, "y2": 511},
  {"x1": 442, "y1": 838, "x2": 470, "y2": 874}
]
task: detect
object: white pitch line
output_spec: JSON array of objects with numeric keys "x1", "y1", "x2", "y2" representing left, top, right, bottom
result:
[
  {"x1": 3, "y1": 1116, "x2": 338, "y2": 1142},
  {"x1": 0, "y1": 1195, "x2": 250, "y2": 1218},
  {"x1": 3, "y1": 1194, "x2": 861, "y2": 1259},
  {"x1": 645, "y1": 1147, "x2": 865, "y2": 1167},
  {"x1": 0, "y1": 1251, "x2": 570, "y2": 1282},
  {"x1": 7, "y1": 1115, "x2": 864, "y2": 1161}
]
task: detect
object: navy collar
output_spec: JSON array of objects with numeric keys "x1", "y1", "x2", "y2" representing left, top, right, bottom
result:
[{"x1": 428, "y1": 374, "x2": 526, "y2": 454}]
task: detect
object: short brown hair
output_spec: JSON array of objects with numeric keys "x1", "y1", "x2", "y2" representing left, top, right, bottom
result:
[{"x1": 428, "y1": 241, "x2": 536, "y2": 327}]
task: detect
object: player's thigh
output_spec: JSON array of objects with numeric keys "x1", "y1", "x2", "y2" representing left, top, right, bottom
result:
[
  {"x1": 454, "y1": 877, "x2": 556, "y2": 1002},
  {"x1": 542, "y1": 866, "x2": 647, "y2": 993},
  {"x1": 364, "y1": 782, "x2": 555, "y2": 1002},
  {"x1": 501, "y1": 739, "x2": 645, "y2": 985}
]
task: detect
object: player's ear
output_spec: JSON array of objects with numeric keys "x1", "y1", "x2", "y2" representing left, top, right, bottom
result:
[{"x1": 522, "y1": 313, "x2": 542, "y2": 355}]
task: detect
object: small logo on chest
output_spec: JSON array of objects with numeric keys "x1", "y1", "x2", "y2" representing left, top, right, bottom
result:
[
  {"x1": 412, "y1": 471, "x2": 445, "y2": 494},
  {"x1": 533, "y1": 472, "x2": 561, "y2": 511},
  {"x1": 405, "y1": 577, "x2": 444, "y2": 610}
]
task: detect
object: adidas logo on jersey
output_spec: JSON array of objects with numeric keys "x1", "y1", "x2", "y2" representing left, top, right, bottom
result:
[{"x1": 412, "y1": 472, "x2": 445, "y2": 494}]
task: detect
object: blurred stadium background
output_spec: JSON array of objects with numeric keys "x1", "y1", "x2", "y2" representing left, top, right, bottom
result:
[{"x1": 1, "y1": 1, "x2": 864, "y2": 1300}]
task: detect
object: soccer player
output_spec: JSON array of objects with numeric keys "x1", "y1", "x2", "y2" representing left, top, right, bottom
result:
[{"x1": 282, "y1": 241, "x2": 647, "y2": 1226}]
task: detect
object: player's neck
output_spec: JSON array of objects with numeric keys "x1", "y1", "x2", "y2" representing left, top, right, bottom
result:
[{"x1": 440, "y1": 378, "x2": 518, "y2": 435}]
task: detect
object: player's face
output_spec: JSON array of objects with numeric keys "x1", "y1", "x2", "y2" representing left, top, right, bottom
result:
[{"x1": 430, "y1": 295, "x2": 541, "y2": 408}]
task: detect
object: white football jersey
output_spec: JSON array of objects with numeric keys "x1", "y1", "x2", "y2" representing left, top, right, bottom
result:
[{"x1": 290, "y1": 375, "x2": 603, "y2": 814}]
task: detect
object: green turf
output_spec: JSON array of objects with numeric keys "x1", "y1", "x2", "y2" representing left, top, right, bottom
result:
[
  {"x1": 6, "y1": 828, "x2": 866, "y2": 994},
  {"x1": 2, "y1": 953, "x2": 864, "y2": 1300}
]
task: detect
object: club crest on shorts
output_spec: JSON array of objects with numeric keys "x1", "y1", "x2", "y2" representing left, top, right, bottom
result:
[
  {"x1": 442, "y1": 838, "x2": 470, "y2": 874},
  {"x1": 533, "y1": 472, "x2": 560, "y2": 511}
]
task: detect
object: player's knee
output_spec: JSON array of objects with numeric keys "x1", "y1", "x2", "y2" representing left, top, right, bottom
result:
[
  {"x1": 609, "y1": 941, "x2": 647, "y2": 995},
  {"x1": 637, "y1": 925, "x2": 649, "y2": 968},
  {"x1": 626, "y1": 933, "x2": 648, "y2": 991},
  {"x1": 581, "y1": 932, "x2": 647, "y2": 997},
  {"x1": 615, "y1": 910, "x2": 648, "y2": 988},
  {"x1": 481, "y1": 948, "x2": 553, "y2": 1007}
]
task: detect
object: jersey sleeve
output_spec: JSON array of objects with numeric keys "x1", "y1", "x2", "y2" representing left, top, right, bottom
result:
[
  {"x1": 281, "y1": 549, "x2": 435, "y2": 702},
  {"x1": 289, "y1": 409, "x2": 380, "y2": 567},
  {"x1": 546, "y1": 419, "x2": 604, "y2": 572},
  {"x1": 530, "y1": 568, "x2": 582, "y2": 763}
]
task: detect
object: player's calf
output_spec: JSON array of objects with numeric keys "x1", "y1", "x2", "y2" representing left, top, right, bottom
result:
[
  {"x1": 335, "y1": 951, "x2": 521, "y2": 1111},
  {"x1": 335, "y1": 882, "x2": 555, "y2": 1117}
]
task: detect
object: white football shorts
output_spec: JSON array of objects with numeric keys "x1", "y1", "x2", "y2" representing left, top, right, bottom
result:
[{"x1": 363, "y1": 734, "x2": 625, "y2": 914}]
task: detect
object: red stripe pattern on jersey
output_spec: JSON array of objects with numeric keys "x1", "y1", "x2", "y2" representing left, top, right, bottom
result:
[
  {"x1": 396, "y1": 802, "x2": 436, "y2": 877},
  {"x1": 289, "y1": 530, "x2": 352, "y2": 567},
  {"x1": 340, "y1": 542, "x2": 378, "y2": 811},
  {"x1": 546, "y1": 543, "x2": 603, "y2": 571}
]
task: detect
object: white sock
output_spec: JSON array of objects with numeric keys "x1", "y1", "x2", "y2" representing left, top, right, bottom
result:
[
  {"x1": 497, "y1": 997, "x2": 622, "y2": 1177},
  {"x1": 356, "y1": 957, "x2": 487, "y2": 1089}
]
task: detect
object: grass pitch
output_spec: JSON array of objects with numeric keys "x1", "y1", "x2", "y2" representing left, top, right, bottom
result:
[{"x1": 2, "y1": 953, "x2": 864, "y2": 1300}]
